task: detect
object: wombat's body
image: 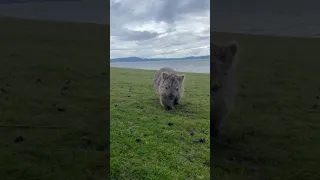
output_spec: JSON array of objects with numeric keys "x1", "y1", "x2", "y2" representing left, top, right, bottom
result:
[
  {"x1": 211, "y1": 41, "x2": 240, "y2": 138},
  {"x1": 154, "y1": 67, "x2": 185, "y2": 110}
]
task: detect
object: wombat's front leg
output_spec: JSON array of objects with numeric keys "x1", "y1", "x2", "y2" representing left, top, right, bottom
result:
[{"x1": 173, "y1": 95, "x2": 181, "y2": 105}]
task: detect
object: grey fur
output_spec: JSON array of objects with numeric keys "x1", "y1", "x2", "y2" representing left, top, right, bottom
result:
[
  {"x1": 154, "y1": 67, "x2": 185, "y2": 110},
  {"x1": 211, "y1": 41, "x2": 240, "y2": 137}
]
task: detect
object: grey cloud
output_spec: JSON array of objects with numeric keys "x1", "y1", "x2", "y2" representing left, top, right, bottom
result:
[
  {"x1": 117, "y1": 29, "x2": 162, "y2": 41},
  {"x1": 197, "y1": 35, "x2": 210, "y2": 41},
  {"x1": 154, "y1": 0, "x2": 179, "y2": 23},
  {"x1": 180, "y1": 0, "x2": 210, "y2": 14},
  {"x1": 111, "y1": 0, "x2": 209, "y2": 25},
  {"x1": 155, "y1": 0, "x2": 209, "y2": 24},
  {"x1": 110, "y1": 0, "x2": 209, "y2": 58},
  {"x1": 189, "y1": 48, "x2": 203, "y2": 55},
  {"x1": 110, "y1": 0, "x2": 154, "y2": 24}
]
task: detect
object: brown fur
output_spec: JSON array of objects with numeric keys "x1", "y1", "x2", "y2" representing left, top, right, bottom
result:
[
  {"x1": 211, "y1": 41, "x2": 240, "y2": 137},
  {"x1": 154, "y1": 67, "x2": 185, "y2": 110}
]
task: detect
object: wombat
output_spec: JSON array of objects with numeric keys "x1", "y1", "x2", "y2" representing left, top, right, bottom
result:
[
  {"x1": 154, "y1": 67, "x2": 185, "y2": 110},
  {"x1": 211, "y1": 41, "x2": 240, "y2": 138}
]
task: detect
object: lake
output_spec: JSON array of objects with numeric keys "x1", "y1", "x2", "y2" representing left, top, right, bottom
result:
[{"x1": 110, "y1": 59, "x2": 210, "y2": 74}]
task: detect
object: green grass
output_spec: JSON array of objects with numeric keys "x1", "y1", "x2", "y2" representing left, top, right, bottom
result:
[
  {"x1": 2, "y1": 15, "x2": 319, "y2": 180},
  {"x1": 0, "y1": 17, "x2": 109, "y2": 179},
  {"x1": 212, "y1": 32, "x2": 320, "y2": 180},
  {"x1": 110, "y1": 68, "x2": 210, "y2": 179}
]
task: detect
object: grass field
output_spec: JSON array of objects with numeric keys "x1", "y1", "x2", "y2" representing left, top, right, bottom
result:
[
  {"x1": 212, "y1": 32, "x2": 320, "y2": 180},
  {"x1": 0, "y1": 17, "x2": 109, "y2": 180},
  {"x1": 2, "y1": 14, "x2": 320, "y2": 180},
  {"x1": 110, "y1": 68, "x2": 210, "y2": 179}
]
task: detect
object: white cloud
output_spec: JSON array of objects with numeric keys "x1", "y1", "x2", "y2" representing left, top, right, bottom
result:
[{"x1": 110, "y1": 0, "x2": 210, "y2": 59}]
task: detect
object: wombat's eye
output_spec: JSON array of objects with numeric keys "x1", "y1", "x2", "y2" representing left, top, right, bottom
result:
[
  {"x1": 165, "y1": 87, "x2": 168, "y2": 89},
  {"x1": 176, "y1": 88, "x2": 179, "y2": 90}
]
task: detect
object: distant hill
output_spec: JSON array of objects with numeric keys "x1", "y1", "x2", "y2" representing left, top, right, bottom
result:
[{"x1": 110, "y1": 55, "x2": 210, "y2": 63}]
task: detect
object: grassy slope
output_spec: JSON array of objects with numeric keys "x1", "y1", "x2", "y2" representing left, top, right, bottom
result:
[
  {"x1": 212, "y1": 32, "x2": 320, "y2": 180},
  {"x1": 110, "y1": 68, "x2": 210, "y2": 179},
  {"x1": 0, "y1": 17, "x2": 109, "y2": 180}
]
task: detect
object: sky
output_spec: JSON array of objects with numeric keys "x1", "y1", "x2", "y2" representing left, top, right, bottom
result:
[{"x1": 110, "y1": 0, "x2": 210, "y2": 59}]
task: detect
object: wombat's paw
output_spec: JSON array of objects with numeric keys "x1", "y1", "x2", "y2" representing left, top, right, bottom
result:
[{"x1": 174, "y1": 98, "x2": 180, "y2": 105}]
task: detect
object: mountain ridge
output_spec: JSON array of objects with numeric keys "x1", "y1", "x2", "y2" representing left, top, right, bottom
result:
[{"x1": 111, "y1": 55, "x2": 210, "y2": 63}]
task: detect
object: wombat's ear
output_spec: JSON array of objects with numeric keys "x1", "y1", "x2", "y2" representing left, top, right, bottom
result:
[
  {"x1": 178, "y1": 75, "x2": 185, "y2": 82},
  {"x1": 162, "y1": 72, "x2": 169, "y2": 79}
]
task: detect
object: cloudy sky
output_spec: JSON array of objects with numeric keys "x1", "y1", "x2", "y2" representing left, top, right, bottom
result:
[{"x1": 110, "y1": 0, "x2": 210, "y2": 59}]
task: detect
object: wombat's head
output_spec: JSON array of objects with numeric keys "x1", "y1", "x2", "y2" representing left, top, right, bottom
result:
[
  {"x1": 212, "y1": 41, "x2": 239, "y2": 91},
  {"x1": 159, "y1": 72, "x2": 184, "y2": 107}
]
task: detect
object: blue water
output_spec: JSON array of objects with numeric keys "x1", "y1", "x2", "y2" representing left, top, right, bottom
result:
[{"x1": 110, "y1": 59, "x2": 210, "y2": 74}]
